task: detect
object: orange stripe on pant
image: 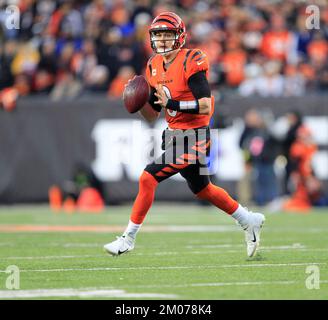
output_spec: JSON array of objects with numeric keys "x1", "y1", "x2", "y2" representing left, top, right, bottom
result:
[
  {"x1": 162, "y1": 166, "x2": 177, "y2": 174},
  {"x1": 170, "y1": 163, "x2": 190, "y2": 169},
  {"x1": 155, "y1": 171, "x2": 168, "y2": 177}
]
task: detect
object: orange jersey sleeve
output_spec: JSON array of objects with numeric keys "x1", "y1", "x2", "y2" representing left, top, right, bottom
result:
[{"x1": 184, "y1": 49, "x2": 209, "y2": 80}]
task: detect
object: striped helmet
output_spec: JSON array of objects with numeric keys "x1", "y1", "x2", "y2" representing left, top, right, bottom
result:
[{"x1": 149, "y1": 12, "x2": 186, "y2": 54}]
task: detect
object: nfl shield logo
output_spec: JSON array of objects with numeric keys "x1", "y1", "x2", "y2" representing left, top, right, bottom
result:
[{"x1": 152, "y1": 69, "x2": 157, "y2": 76}]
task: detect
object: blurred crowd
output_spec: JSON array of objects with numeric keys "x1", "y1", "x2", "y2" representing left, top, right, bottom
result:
[
  {"x1": 237, "y1": 109, "x2": 327, "y2": 211},
  {"x1": 0, "y1": 0, "x2": 328, "y2": 105}
]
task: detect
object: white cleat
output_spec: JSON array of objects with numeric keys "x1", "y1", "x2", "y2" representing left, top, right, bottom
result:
[
  {"x1": 103, "y1": 234, "x2": 135, "y2": 256},
  {"x1": 240, "y1": 212, "x2": 265, "y2": 257}
]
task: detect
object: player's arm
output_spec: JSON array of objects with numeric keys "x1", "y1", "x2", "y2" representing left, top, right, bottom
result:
[
  {"x1": 154, "y1": 72, "x2": 211, "y2": 115},
  {"x1": 187, "y1": 71, "x2": 211, "y2": 115},
  {"x1": 138, "y1": 86, "x2": 160, "y2": 123}
]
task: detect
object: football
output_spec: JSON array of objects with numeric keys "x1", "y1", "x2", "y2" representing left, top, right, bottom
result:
[{"x1": 123, "y1": 75, "x2": 150, "y2": 113}]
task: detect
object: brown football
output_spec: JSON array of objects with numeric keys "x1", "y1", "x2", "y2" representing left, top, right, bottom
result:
[{"x1": 123, "y1": 75, "x2": 150, "y2": 113}]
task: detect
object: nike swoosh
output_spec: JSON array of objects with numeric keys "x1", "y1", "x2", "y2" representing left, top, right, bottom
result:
[
  {"x1": 118, "y1": 249, "x2": 129, "y2": 255},
  {"x1": 252, "y1": 231, "x2": 257, "y2": 243},
  {"x1": 197, "y1": 61, "x2": 204, "y2": 65}
]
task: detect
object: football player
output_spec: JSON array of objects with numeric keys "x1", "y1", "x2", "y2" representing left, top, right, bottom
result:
[{"x1": 104, "y1": 12, "x2": 265, "y2": 257}]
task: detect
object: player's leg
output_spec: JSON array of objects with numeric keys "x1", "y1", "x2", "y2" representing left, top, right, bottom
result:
[
  {"x1": 103, "y1": 169, "x2": 159, "y2": 256},
  {"x1": 180, "y1": 165, "x2": 239, "y2": 213},
  {"x1": 104, "y1": 149, "x2": 187, "y2": 256},
  {"x1": 180, "y1": 165, "x2": 265, "y2": 257}
]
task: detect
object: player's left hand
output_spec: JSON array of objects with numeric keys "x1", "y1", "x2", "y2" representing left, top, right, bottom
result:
[{"x1": 154, "y1": 84, "x2": 168, "y2": 108}]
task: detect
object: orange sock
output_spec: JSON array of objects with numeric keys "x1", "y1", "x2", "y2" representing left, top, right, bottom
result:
[
  {"x1": 130, "y1": 171, "x2": 158, "y2": 224},
  {"x1": 196, "y1": 183, "x2": 239, "y2": 214}
]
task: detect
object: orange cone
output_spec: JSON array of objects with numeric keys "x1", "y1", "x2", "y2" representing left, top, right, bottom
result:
[
  {"x1": 63, "y1": 197, "x2": 76, "y2": 214},
  {"x1": 48, "y1": 185, "x2": 62, "y2": 212},
  {"x1": 77, "y1": 188, "x2": 105, "y2": 213}
]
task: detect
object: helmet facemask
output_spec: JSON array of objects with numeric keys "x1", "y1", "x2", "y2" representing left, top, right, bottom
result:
[{"x1": 150, "y1": 29, "x2": 183, "y2": 56}]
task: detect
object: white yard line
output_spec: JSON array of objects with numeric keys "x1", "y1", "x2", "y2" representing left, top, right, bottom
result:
[
  {"x1": 0, "y1": 225, "x2": 239, "y2": 233},
  {"x1": 116, "y1": 280, "x2": 328, "y2": 289},
  {"x1": 0, "y1": 262, "x2": 325, "y2": 273},
  {"x1": 0, "y1": 288, "x2": 178, "y2": 299}
]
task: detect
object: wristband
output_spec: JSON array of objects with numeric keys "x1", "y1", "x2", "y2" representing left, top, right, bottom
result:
[{"x1": 166, "y1": 99, "x2": 199, "y2": 114}]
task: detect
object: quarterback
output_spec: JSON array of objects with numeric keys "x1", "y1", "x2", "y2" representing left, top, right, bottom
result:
[{"x1": 104, "y1": 12, "x2": 265, "y2": 257}]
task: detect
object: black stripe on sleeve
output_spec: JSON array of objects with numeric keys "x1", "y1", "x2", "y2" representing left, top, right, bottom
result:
[
  {"x1": 147, "y1": 55, "x2": 155, "y2": 76},
  {"x1": 183, "y1": 49, "x2": 192, "y2": 72},
  {"x1": 195, "y1": 54, "x2": 206, "y2": 61},
  {"x1": 190, "y1": 50, "x2": 202, "y2": 62}
]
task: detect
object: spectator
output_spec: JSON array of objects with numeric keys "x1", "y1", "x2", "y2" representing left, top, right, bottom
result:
[
  {"x1": 294, "y1": 11, "x2": 313, "y2": 61},
  {"x1": 108, "y1": 66, "x2": 135, "y2": 98},
  {"x1": 11, "y1": 41, "x2": 40, "y2": 74},
  {"x1": 0, "y1": 40, "x2": 17, "y2": 90},
  {"x1": 239, "y1": 60, "x2": 285, "y2": 97},
  {"x1": 50, "y1": 42, "x2": 81, "y2": 101},
  {"x1": 72, "y1": 39, "x2": 109, "y2": 92},
  {"x1": 284, "y1": 64, "x2": 306, "y2": 96},
  {"x1": 46, "y1": 2, "x2": 70, "y2": 37},
  {"x1": 84, "y1": 0, "x2": 108, "y2": 39},
  {"x1": 0, "y1": 0, "x2": 327, "y2": 98},
  {"x1": 280, "y1": 111, "x2": 303, "y2": 195},
  {"x1": 257, "y1": 61, "x2": 285, "y2": 97},
  {"x1": 260, "y1": 14, "x2": 293, "y2": 62},
  {"x1": 97, "y1": 27, "x2": 123, "y2": 84},
  {"x1": 34, "y1": 37, "x2": 57, "y2": 93},
  {"x1": 238, "y1": 54, "x2": 264, "y2": 97},
  {"x1": 307, "y1": 32, "x2": 328, "y2": 67},
  {"x1": 239, "y1": 109, "x2": 279, "y2": 206},
  {"x1": 283, "y1": 126, "x2": 319, "y2": 212},
  {"x1": 221, "y1": 36, "x2": 247, "y2": 87},
  {"x1": 11, "y1": 41, "x2": 40, "y2": 95}
]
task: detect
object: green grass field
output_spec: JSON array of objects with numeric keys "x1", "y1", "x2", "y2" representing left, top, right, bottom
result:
[{"x1": 0, "y1": 204, "x2": 327, "y2": 300}]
